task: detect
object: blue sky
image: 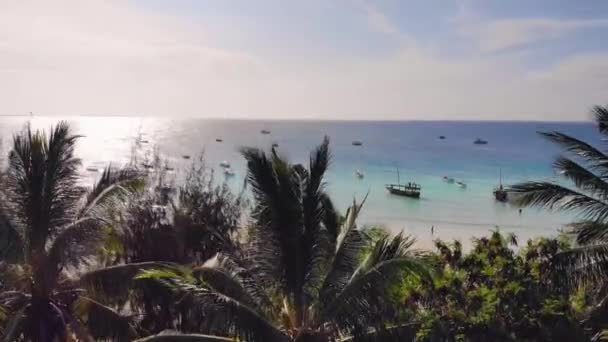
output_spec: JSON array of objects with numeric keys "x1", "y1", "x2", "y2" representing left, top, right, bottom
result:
[{"x1": 0, "y1": 0, "x2": 607, "y2": 120}]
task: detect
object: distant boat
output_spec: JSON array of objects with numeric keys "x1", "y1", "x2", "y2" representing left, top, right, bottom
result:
[
  {"x1": 439, "y1": 136, "x2": 446, "y2": 140},
  {"x1": 443, "y1": 176, "x2": 455, "y2": 183},
  {"x1": 386, "y1": 169, "x2": 421, "y2": 198},
  {"x1": 182, "y1": 155, "x2": 191, "y2": 159},
  {"x1": 352, "y1": 140, "x2": 363, "y2": 146},
  {"x1": 224, "y1": 169, "x2": 235, "y2": 177},
  {"x1": 261, "y1": 129, "x2": 271, "y2": 135},
  {"x1": 474, "y1": 138, "x2": 488, "y2": 145},
  {"x1": 216, "y1": 138, "x2": 223, "y2": 142},
  {"x1": 456, "y1": 181, "x2": 467, "y2": 188},
  {"x1": 494, "y1": 169, "x2": 508, "y2": 202},
  {"x1": 219, "y1": 161, "x2": 231, "y2": 168},
  {"x1": 86, "y1": 166, "x2": 99, "y2": 172},
  {"x1": 355, "y1": 170, "x2": 364, "y2": 179}
]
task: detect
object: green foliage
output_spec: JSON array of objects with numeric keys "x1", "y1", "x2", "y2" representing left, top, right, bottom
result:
[{"x1": 401, "y1": 231, "x2": 588, "y2": 341}]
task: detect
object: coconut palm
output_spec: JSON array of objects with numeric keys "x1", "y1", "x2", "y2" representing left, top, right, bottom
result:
[
  {"x1": 508, "y1": 106, "x2": 608, "y2": 300},
  {"x1": 0, "y1": 122, "x2": 155, "y2": 341},
  {"x1": 140, "y1": 137, "x2": 430, "y2": 341}
]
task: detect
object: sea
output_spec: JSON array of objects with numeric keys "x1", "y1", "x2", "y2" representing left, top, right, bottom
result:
[{"x1": 0, "y1": 116, "x2": 600, "y2": 248}]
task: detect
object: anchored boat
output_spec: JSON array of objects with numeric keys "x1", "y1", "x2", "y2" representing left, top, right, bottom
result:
[
  {"x1": 385, "y1": 169, "x2": 421, "y2": 198},
  {"x1": 493, "y1": 169, "x2": 508, "y2": 202}
]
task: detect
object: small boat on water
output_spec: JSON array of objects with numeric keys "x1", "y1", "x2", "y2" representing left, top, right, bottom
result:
[
  {"x1": 86, "y1": 166, "x2": 99, "y2": 172},
  {"x1": 439, "y1": 136, "x2": 446, "y2": 140},
  {"x1": 216, "y1": 138, "x2": 223, "y2": 142},
  {"x1": 261, "y1": 129, "x2": 271, "y2": 135},
  {"x1": 182, "y1": 155, "x2": 191, "y2": 159},
  {"x1": 456, "y1": 181, "x2": 467, "y2": 188},
  {"x1": 352, "y1": 140, "x2": 363, "y2": 146},
  {"x1": 219, "y1": 161, "x2": 231, "y2": 168},
  {"x1": 443, "y1": 176, "x2": 455, "y2": 183},
  {"x1": 386, "y1": 169, "x2": 421, "y2": 198},
  {"x1": 494, "y1": 169, "x2": 508, "y2": 202},
  {"x1": 355, "y1": 170, "x2": 364, "y2": 179},
  {"x1": 224, "y1": 169, "x2": 235, "y2": 177},
  {"x1": 474, "y1": 138, "x2": 488, "y2": 145}
]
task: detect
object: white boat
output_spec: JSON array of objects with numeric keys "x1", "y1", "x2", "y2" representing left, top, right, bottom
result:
[
  {"x1": 219, "y1": 161, "x2": 231, "y2": 168},
  {"x1": 456, "y1": 181, "x2": 467, "y2": 188},
  {"x1": 355, "y1": 170, "x2": 364, "y2": 179},
  {"x1": 443, "y1": 176, "x2": 455, "y2": 183}
]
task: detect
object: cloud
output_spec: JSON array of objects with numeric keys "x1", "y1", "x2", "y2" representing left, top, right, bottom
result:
[
  {"x1": 0, "y1": 0, "x2": 605, "y2": 121},
  {"x1": 460, "y1": 18, "x2": 608, "y2": 53},
  {"x1": 350, "y1": 0, "x2": 410, "y2": 43}
]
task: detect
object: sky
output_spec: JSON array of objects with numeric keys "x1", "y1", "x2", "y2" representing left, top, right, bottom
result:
[{"x1": 0, "y1": 0, "x2": 607, "y2": 121}]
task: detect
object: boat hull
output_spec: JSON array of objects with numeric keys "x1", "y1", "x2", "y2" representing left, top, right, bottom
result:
[{"x1": 386, "y1": 186, "x2": 421, "y2": 198}]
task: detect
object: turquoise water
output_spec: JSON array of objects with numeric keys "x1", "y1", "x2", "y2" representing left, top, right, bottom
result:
[{"x1": 0, "y1": 117, "x2": 598, "y2": 247}]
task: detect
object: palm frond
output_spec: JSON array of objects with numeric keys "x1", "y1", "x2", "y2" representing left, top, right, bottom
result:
[
  {"x1": 553, "y1": 156, "x2": 608, "y2": 199},
  {"x1": 79, "y1": 262, "x2": 175, "y2": 304},
  {"x1": 134, "y1": 330, "x2": 235, "y2": 341},
  {"x1": 321, "y1": 233, "x2": 430, "y2": 332},
  {"x1": 0, "y1": 263, "x2": 29, "y2": 291},
  {"x1": 80, "y1": 165, "x2": 144, "y2": 218},
  {"x1": 141, "y1": 270, "x2": 288, "y2": 342},
  {"x1": 539, "y1": 131, "x2": 608, "y2": 174},
  {"x1": 46, "y1": 217, "x2": 104, "y2": 276},
  {"x1": 0, "y1": 291, "x2": 30, "y2": 311},
  {"x1": 302, "y1": 138, "x2": 333, "y2": 302},
  {"x1": 593, "y1": 105, "x2": 608, "y2": 135},
  {"x1": 551, "y1": 243, "x2": 608, "y2": 290},
  {"x1": 0, "y1": 200, "x2": 24, "y2": 263},
  {"x1": 73, "y1": 296, "x2": 135, "y2": 342},
  {"x1": 192, "y1": 266, "x2": 260, "y2": 310},
  {"x1": 569, "y1": 221, "x2": 608, "y2": 244},
  {"x1": 1, "y1": 307, "x2": 25, "y2": 342},
  {"x1": 508, "y1": 181, "x2": 608, "y2": 221}
]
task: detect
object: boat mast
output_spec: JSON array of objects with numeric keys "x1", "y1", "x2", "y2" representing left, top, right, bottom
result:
[
  {"x1": 499, "y1": 168, "x2": 502, "y2": 187},
  {"x1": 397, "y1": 168, "x2": 400, "y2": 185}
]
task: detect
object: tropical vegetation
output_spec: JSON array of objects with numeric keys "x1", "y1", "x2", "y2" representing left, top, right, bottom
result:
[{"x1": 2, "y1": 106, "x2": 608, "y2": 341}]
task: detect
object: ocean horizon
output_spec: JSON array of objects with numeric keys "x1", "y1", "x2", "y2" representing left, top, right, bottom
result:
[{"x1": 0, "y1": 116, "x2": 597, "y2": 248}]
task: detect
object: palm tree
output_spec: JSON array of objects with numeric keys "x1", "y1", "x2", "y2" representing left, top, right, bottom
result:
[
  {"x1": 139, "y1": 137, "x2": 430, "y2": 341},
  {"x1": 508, "y1": 106, "x2": 608, "y2": 322},
  {"x1": 0, "y1": 122, "x2": 156, "y2": 341}
]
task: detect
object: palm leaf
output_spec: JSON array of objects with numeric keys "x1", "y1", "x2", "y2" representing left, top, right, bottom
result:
[
  {"x1": 593, "y1": 105, "x2": 608, "y2": 135},
  {"x1": 539, "y1": 131, "x2": 608, "y2": 175},
  {"x1": 317, "y1": 195, "x2": 369, "y2": 318},
  {"x1": 135, "y1": 330, "x2": 235, "y2": 341},
  {"x1": 1, "y1": 307, "x2": 25, "y2": 342},
  {"x1": 0, "y1": 200, "x2": 24, "y2": 263},
  {"x1": 141, "y1": 270, "x2": 288, "y2": 342},
  {"x1": 79, "y1": 262, "x2": 175, "y2": 304},
  {"x1": 80, "y1": 165, "x2": 144, "y2": 218},
  {"x1": 569, "y1": 221, "x2": 608, "y2": 244},
  {"x1": 321, "y1": 233, "x2": 430, "y2": 332},
  {"x1": 73, "y1": 296, "x2": 135, "y2": 342},
  {"x1": 46, "y1": 217, "x2": 104, "y2": 276},
  {"x1": 508, "y1": 182, "x2": 608, "y2": 221},
  {"x1": 551, "y1": 243, "x2": 608, "y2": 290},
  {"x1": 553, "y1": 157, "x2": 608, "y2": 199}
]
